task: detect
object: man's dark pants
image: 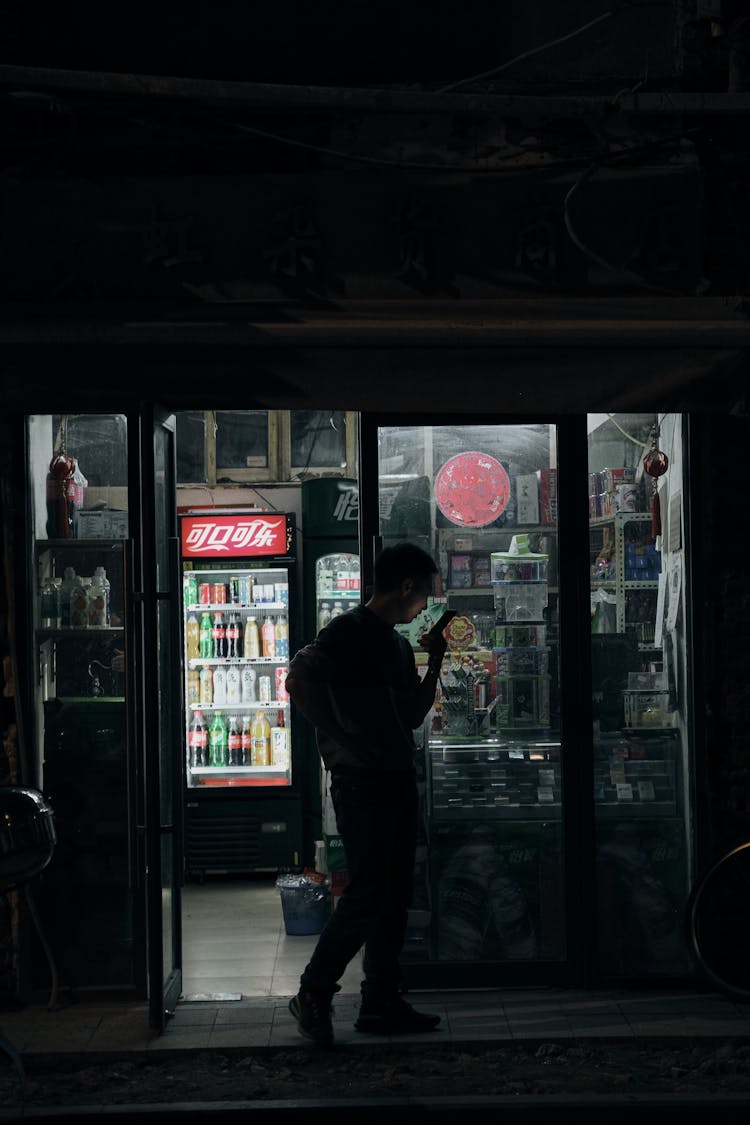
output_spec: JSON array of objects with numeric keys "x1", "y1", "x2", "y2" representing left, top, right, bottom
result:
[{"x1": 300, "y1": 765, "x2": 418, "y2": 1002}]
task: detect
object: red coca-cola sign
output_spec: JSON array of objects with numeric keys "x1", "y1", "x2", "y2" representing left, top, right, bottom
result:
[{"x1": 181, "y1": 514, "x2": 292, "y2": 558}]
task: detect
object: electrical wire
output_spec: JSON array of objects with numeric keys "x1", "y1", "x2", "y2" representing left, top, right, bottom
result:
[
  {"x1": 436, "y1": 10, "x2": 615, "y2": 95},
  {"x1": 605, "y1": 414, "x2": 650, "y2": 447}
]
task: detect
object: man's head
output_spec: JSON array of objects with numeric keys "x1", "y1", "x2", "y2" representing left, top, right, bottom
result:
[{"x1": 371, "y1": 542, "x2": 438, "y2": 624}]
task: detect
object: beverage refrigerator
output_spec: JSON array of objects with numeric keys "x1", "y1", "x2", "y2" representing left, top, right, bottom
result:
[
  {"x1": 179, "y1": 508, "x2": 303, "y2": 879},
  {"x1": 299, "y1": 478, "x2": 360, "y2": 862}
]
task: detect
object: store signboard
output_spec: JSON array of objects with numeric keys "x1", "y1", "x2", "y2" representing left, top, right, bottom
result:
[{"x1": 181, "y1": 513, "x2": 292, "y2": 558}]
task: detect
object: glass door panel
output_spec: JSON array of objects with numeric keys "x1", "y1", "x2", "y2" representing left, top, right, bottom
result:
[
  {"x1": 376, "y1": 421, "x2": 564, "y2": 968},
  {"x1": 587, "y1": 413, "x2": 691, "y2": 982}
]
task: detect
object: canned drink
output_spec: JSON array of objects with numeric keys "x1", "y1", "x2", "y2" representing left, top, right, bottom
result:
[
  {"x1": 275, "y1": 667, "x2": 289, "y2": 702},
  {"x1": 199, "y1": 582, "x2": 212, "y2": 604},
  {"x1": 212, "y1": 582, "x2": 227, "y2": 604},
  {"x1": 258, "y1": 675, "x2": 272, "y2": 703}
]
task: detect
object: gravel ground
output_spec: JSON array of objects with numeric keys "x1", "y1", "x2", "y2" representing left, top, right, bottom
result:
[{"x1": 3, "y1": 1040, "x2": 750, "y2": 1108}]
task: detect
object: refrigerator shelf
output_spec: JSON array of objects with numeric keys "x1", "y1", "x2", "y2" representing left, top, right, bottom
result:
[
  {"x1": 191, "y1": 766, "x2": 287, "y2": 776},
  {"x1": 186, "y1": 601, "x2": 288, "y2": 612},
  {"x1": 188, "y1": 657, "x2": 289, "y2": 666},
  {"x1": 189, "y1": 701, "x2": 289, "y2": 711}
]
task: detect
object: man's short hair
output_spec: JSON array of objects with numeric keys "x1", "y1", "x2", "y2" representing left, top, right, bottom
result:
[{"x1": 373, "y1": 542, "x2": 438, "y2": 593}]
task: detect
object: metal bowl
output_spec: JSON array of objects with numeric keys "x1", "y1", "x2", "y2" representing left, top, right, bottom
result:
[{"x1": 0, "y1": 787, "x2": 57, "y2": 890}]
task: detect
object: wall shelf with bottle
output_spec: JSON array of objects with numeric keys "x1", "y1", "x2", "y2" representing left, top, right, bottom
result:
[{"x1": 589, "y1": 512, "x2": 661, "y2": 634}]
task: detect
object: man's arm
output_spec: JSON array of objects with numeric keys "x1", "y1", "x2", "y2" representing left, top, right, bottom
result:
[{"x1": 411, "y1": 630, "x2": 448, "y2": 727}]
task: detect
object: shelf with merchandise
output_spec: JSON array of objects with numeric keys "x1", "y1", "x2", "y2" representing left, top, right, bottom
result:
[
  {"x1": 191, "y1": 766, "x2": 287, "y2": 776},
  {"x1": 186, "y1": 601, "x2": 288, "y2": 613},
  {"x1": 188, "y1": 657, "x2": 288, "y2": 667},
  {"x1": 188, "y1": 701, "x2": 288, "y2": 712}
]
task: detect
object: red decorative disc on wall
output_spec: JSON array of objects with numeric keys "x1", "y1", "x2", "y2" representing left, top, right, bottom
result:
[{"x1": 434, "y1": 451, "x2": 511, "y2": 527}]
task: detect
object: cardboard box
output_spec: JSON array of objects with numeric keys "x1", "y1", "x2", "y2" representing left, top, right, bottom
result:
[{"x1": 76, "y1": 509, "x2": 129, "y2": 539}]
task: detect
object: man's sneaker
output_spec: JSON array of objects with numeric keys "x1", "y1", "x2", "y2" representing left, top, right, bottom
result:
[
  {"x1": 354, "y1": 996, "x2": 441, "y2": 1034},
  {"x1": 289, "y1": 988, "x2": 337, "y2": 1047}
]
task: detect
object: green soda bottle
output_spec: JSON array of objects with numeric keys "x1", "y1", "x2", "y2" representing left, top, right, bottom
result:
[{"x1": 209, "y1": 711, "x2": 228, "y2": 767}]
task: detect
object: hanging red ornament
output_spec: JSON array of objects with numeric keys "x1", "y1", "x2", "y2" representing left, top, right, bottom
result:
[{"x1": 643, "y1": 449, "x2": 669, "y2": 478}]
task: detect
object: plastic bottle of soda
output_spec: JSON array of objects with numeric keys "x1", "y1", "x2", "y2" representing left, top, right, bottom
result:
[
  {"x1": 226, "y1": 613, "x2": 239, "y2": 659},
  {"x1": 189, "y1": 710, "x2": 207, "y2": 768},
  {"x1": 186, "y1": 613, "x2": 200, "y2": 660},
  {"x1": 227, "y1": 715, "x2": 241, "y2": 766},
  {"x1": 318, "y1": 602, "x2": 332, "y2": 630},
  {"x1": 212, "y1": 612, "x2": 226, "y2": 659},
  {"x1": 270, "y1": 711, "x2": 289, "y2": 768},
  {"x1": 240, "y1": 715, "x2": 252, "y2": 766},
  {"x1": 199, "y1": 612, "x2": 213, "y2": 658},
  {"x1": 261, "y1": 618, "x2": 276, "y2": 659},
  {"x1": 250, "y1": 710, "x2": 271, "y2": 766},
  {"x1": 244, "y1": 617, "x2": 260, "y2": 659},
  {"x1": 209, "y1": 711, "x2": 227, "y2": 767},
  {"x1": 275, "y1": 615, "x2": 289, "y2": 660}
]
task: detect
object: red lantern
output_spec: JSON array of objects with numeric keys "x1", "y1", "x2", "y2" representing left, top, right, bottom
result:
[{"x1": 643, "y1": 449, "x2": 669, "y2": 478}]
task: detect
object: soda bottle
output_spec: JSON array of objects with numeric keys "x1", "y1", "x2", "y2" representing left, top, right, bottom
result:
[
  {"x1": 189, "y1": 710, "x2": 207, "y2": 768},
  {"x1": 226, "y1": 613, "x2": 238, "y2": 659},
  {"x1": 244, "y1": 616, "x2": 260, "y2": 659},
  {"x1": 240, "y1": 715, "x2": 252, "y2": 765},
  {"x1": 234, "y1": 615, "x2": 244, "y2": 655},
  {"x1": 241, "y1": 664, "x2": 256, "y2": 703},
  {"x1": 187, "y1": 668, "x2": 200, "y2": 705},
  {"x1": 227, "y1": 715, "x2": 241, "y2": 765},
  {"x1": 250, "y1": 710, "x2": 271, "y2": 766},
  {"x1": 209, "y1": 711, "x2": 228, "y2": 767},
  {"x1": 186, "y1": 613, "x2": 200, "y2": 660},
  {"x1": 261, "y1": 618, "x2": 276, "y2": 659},
  {"x1": 199, "y1": 666, "x2": 213, "y2": 705},
  {"x1": 275, "y1": 615, "x2": 289, "y2": 660},
  {"x1": 318, "y1": 602, "x2": 332, "y2": 630},
  {"x1": 212, "y1": 612, "x2": 226, "y2": 659},
  {"x1": 184, "y1": 572, "x2": 198, "y2": 608},
  {"x1": 213, "y1": 664, "x2": 227, "y2": 706},
  {"x1": 199, "y1": 612, "x2": 213, "y2": 658},
  {"x1": 330, "y1": 601, "x2": 345, "y2": 619},
  {"x1": 60, "y1": 567, "x2": 77, "y2": 628},
  {"x1": 226, "y1": 664, "x2": 241, "y2": 705}
]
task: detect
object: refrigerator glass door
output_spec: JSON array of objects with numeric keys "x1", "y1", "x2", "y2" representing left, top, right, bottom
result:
[
  {"x1": 314, "y1": 552, "x2": 360, "y2": 632},
  {"x1": 183, "y1": 564, "x2": 292, "y2": 789}
]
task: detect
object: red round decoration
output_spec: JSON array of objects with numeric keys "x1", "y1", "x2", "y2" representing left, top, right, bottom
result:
[
  {"x1": 434, "y1": 452, "x2": 511, "y2": 527},
  {"x1": 643, "y1": 450, "x2": 669, "y2": 478}
]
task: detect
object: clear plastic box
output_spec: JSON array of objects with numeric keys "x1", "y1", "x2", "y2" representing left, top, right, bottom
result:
[
  {"x1": 493, "y1": 583, "x2": 548, "y2": 622},
  {"x1": 494, "y1": 648, "x2": 549, "y2": 676},
  {"x1": 491, "y1": 556, "x2": 548, "y2": 582},
  {"x1": 623, "y1": 690, "x2": 670, "y2": 728}
]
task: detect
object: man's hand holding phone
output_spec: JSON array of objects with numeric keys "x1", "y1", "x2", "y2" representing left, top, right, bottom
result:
[{"x1": 420, "y1": 609, "x2": 455, "y2": 664}]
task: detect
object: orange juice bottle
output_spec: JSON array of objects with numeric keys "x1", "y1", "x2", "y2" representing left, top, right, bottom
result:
[
  {"x1": 186, "y1": 613, "x2": 200, "y2": 660},
  {"x1": 250, "y1": 710, "x2": 271, "y2": 766}
]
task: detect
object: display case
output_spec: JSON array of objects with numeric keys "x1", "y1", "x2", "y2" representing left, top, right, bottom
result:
[
  {"x1": 183, "y1": 563, "x2": 292, "y2": 789},
  {"x1": 31, "y1": 537, "x2": 134, "y2": 988}
]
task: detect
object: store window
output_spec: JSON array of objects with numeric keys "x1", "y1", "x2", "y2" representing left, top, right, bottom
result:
[
  {"x1": 376, "y1": 421, "x2": 563, "y2": 968},
  {"x1": 176, "y1": 410, "x2": 357, "y2": 485},
  {"x1": 588, "y1": 412, "x2": 692, "y2": 982}
]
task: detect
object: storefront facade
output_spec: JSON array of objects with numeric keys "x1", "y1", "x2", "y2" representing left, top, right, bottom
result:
[{"x1": 1, "y1": 334, "x2": 749, "y2": 1026}]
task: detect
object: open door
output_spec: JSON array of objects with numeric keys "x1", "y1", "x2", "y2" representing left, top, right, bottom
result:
[{"x1": 136, "y1": 406, "x2": 183, "y2": 1030}]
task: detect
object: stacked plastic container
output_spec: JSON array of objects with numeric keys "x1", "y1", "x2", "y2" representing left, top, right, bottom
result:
[{"x1": 491, "y1": 535, "x2": 551, "y2": 731}]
